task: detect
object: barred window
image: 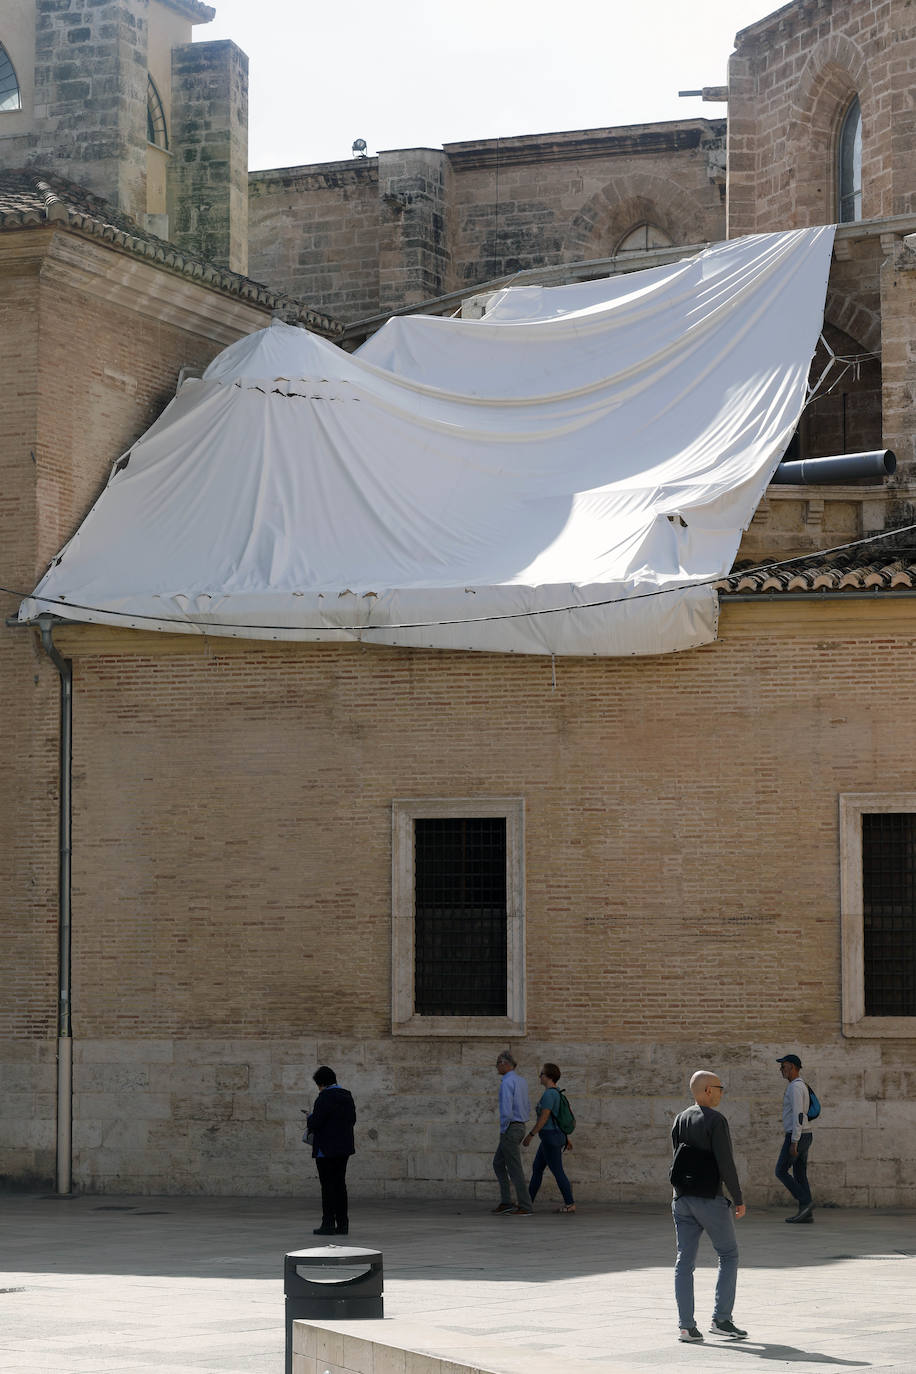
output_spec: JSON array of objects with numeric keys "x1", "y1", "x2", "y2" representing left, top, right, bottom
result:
[
  {"x1": 840, "y1": 795, "x2": 916, "y2": 1036},
  {"x1": 414, "y1": 817, "x2": 508, "y2": 1016},
  {"x1": 392, "y1": 799, "x2": 525, "y2": 1036},
  {"x1": 862, "y1": 813, "x2": 916, "y2": 1016}
]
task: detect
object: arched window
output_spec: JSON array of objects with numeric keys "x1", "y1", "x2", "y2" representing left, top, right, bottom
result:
[
  {"x1": 615, "y1": 222, "x2": 673, "y2": 255},
  {"x1": 837, "y1": 96, "x2": 862, "y2": 223},
  {"x1": 0, "y1": 43, "x2": 21, "y2": 112},
  {"x1": 147, "y1": 75, "x2": 168, "y2": 149}
]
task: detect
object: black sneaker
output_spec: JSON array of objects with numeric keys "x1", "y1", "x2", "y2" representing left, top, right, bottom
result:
[
  {"x1": 786, "y1": 1202, "x2": 814, "y2": 1223},
  {"x1": 679, "y1": 1327, "x2": 704, "y2": 1342},
  {"x1": 491, "y1": 1202, "x2": 514, "y2": 1213},
  {"x1": 709, "y1": 1318, "x2": 747, "y2": 1339}
]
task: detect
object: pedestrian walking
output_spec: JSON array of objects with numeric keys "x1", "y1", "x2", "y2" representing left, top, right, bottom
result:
[
  {"x1": 670, "y1": 1069, "x2": 747, "y2": 1344},
  {"x1": 491, "y1": 1051, "x2": 533, "y2": 1215},
  {"x1": 775, "y1": 1053, "x2": 814, "y2": 1223},
  {"x1": 523, "y1": 1062, "x2": 575, "y2": 1212}
]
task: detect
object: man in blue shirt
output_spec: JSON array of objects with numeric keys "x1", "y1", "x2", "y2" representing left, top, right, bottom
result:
[{"x1": 492, "y1": 1051, "x2": 532, "y2": 1214}]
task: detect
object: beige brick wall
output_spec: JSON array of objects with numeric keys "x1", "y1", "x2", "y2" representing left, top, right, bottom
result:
[
  {"x1": 4, "y1": 598, "x2": 909, "y2": 1199},
  {"x1": 0, "y1": 227, "x2": 275, "y2": 1185}
]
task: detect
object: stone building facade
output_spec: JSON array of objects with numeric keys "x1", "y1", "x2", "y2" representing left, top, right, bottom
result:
[
  {"x1": 0, "y1": 0, "x2": 249, "y2": 272},
  {"x1": 3, "y1": 0, "x2": 916, "y2": 1206},
  {"x1": 0, "y1": 171, "x2": 339, "y2": 1189},
  {"x1": 10, "y1": 570, "x2": 916, "y2": 1208},
  {"x1": 247, "y1": 120, "x2": 728, "y2": 325}
]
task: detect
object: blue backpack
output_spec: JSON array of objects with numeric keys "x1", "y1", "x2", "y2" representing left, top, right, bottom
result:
[{"x1": 806, "y1": 1084, "x2": 821, "y2": 1121}]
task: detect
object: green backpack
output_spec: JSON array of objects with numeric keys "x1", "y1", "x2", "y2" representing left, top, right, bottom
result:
[{"x1": 551, "y1": 1088, "x2": 576, "y2": 1135}]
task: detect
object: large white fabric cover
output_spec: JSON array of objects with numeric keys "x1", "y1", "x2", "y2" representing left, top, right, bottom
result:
[{"x1": 20, "y1": 227, "x2": 834, "y2": 656}]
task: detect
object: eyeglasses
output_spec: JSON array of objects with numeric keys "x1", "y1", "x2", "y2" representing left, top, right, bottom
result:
[{"x1": 710, "y1": 1084, "x2": 725, "y2": 1092}]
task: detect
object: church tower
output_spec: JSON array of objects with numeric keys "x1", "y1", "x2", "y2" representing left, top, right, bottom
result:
[{"x1": 0, "y1": 0, "x2": 248, "y2": 274}]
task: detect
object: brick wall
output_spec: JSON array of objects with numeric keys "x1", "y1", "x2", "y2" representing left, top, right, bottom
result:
[
  {"x1": 0, "y1": 239, "x2": 60, "y2": 1190},
  {"x1": 0, "y1": 224, "x2": 275, "y2": 1186},
  {"x1": 727, "y1": 0, "x2": 914, "y2": 236},
  {"x1": 10, "y1": 598, "x2": 913, "y2": 1201}
]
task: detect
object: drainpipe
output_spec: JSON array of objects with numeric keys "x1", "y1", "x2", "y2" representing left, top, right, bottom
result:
[{"x1": 37, "y1": 614, "x2": 73, "y2": 1196}]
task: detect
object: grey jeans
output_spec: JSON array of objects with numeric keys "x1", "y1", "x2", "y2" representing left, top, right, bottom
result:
[
  {"x1": 672, "y1": 1193, "x2": 739, "y2": 1328},
  {"x1": 493, "y1": 1122, "x2": 532, "y2": 1209}
]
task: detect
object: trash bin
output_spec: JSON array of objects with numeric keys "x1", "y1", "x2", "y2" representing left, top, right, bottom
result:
[{"x1": 284, "y1": 1245, "x2": 383, "y2": 1374}]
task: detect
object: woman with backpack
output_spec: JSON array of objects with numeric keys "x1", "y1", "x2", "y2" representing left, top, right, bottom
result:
[{"x1": 523, "y1": 1062, "x2": 576, "y2": 1213}]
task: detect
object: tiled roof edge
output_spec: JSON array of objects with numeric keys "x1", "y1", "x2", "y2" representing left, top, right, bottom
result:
[
  {"x1": 716, "y1": 558, "x2": 916, "y2": 595},
  {"x1": 0, "y1": 171, "x2": 344, "y2": 338}
]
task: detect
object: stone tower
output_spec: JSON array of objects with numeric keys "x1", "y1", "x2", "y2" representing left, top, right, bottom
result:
[{"x1": 0, "y1": 0, "x2": 249, "y2": 274}]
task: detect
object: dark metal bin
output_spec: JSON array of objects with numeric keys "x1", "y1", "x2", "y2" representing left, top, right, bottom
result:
[{"x1": 284, "y1": 1245, "x2": 383, "y2": 1374}]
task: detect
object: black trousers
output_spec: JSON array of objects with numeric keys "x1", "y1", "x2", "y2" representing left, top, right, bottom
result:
[{"x1": 316, "y1": 1155, "x2": 350, "y2": 1228}]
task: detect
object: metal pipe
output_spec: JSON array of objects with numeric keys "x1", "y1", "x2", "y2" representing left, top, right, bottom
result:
[
  {"x1": 771, "y1": 450, "x2": 896, "y2": 485},
  {"x1": 37, "y1": 614, "x2": 73, "y2": 1197}
]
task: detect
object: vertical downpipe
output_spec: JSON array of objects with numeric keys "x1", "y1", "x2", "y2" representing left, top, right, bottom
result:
[{"x1": 38, "y1": 615, "x2": 73, "y2": 1196}]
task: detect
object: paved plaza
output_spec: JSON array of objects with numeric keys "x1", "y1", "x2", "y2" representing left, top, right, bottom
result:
[{"x1": 0, "y1": 1193, "x2": 914, "y2": 1374}]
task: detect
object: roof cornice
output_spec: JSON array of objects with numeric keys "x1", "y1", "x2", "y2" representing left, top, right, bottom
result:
[
  {"x1": 0, "y1": 172, "x2": 343, "y2": 338},
  {"x1": 444, "y1": 119, "x2": 727, "y2": 170},
  {"x1": 156, "y1": 0, "x2": 216, "y2": 24}
]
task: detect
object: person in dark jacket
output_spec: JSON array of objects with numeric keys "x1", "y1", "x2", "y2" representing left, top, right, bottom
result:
[
  {"x1": 671, "y1": 1070, "x2": 747, "y2": 1345},
  {"x1": 306, "y1": 1065, "x2": 356, "y2": 1236}
]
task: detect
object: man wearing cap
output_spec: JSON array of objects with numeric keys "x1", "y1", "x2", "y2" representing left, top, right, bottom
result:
[{"x1": 776, "y1": 1054, "x2": 814, "y2": 1223}]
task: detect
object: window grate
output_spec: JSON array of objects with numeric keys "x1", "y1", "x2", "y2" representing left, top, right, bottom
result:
[
  {"x1": 863, "y1": 812, "x2": 916, "y2": 1016},
  {"x1": 414, "y1": 817, "x2": 507, "y2": 1016}
]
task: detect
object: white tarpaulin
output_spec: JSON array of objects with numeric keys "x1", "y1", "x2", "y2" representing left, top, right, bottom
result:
[{"x1": 20, "y1": 226, "x2": 835, "y2": 655}]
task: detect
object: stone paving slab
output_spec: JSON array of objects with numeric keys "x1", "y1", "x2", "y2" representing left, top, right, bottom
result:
[{"x1": 0, "y1": 1194, "x2": 914, "y2": 1373}]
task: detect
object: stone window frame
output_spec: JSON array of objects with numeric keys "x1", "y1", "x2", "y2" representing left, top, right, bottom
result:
[
  {"x1": 147, "y1": 74, "x2": 168, "y2": 150},
  {"x1": 615, "y1": 222, "x2": 673, "y2": 256},
  {"x1": 839, "y1": 793, "x2": 916, "y2": 1037},
  {"x1": 0, "y1": 43, "x2": 21, "y2": 113},
  {"x1": 836, "y1": 94, "x2": 862, "y2": 224},
  {"x1": 391, "y1": 797, "x2": 525, "y2": 1038}
]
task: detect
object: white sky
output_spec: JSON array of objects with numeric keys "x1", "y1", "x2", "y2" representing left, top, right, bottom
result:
[{"x1": 197, "y1": 0, "x2": 779, "y2": 172}]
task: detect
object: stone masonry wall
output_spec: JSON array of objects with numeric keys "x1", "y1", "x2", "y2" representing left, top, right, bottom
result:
[
  {"x1": 6, "y1": 0, "x2": 151, "y2": 222},
  {"x1": 7, "y1": 599, "x2": 914, "y2": 1200},
  {"x1": 67, "y1": 1034, "x2": 913, "y2": 1208},
  {"x1": 880, "y1": 240, "x2": 916, "y2": 476},
  {"x1": 727, "y1": 0, "x2": 912, "y2": 236},
  {"x1": 376, "y1": 149, "x2": 450, "y2": 312},
  {"x1": 247, "y1": 161, "x2": 380, "y2": 324},
  {"x1": 247, "y1": 121, "x2": 726, "y2": 322},
  {"x1": 169, "y1": 39, "x2": 249, "y2": 275},
  {"x1": 445, "y1": 122, "x2": 725, "y2": 291}
]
